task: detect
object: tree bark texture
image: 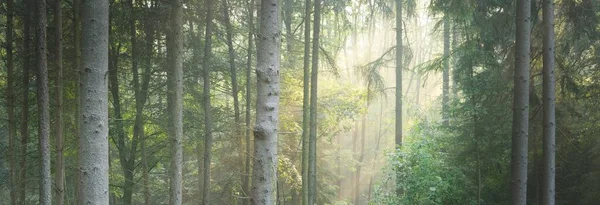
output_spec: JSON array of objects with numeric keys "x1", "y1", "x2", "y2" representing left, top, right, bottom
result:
[
  {"x1": 395, "y1": 0, "x2": 404, "y2": 197},
  {"x1": 542, "y1": 0, "x2": 556, "y2": 204},
  {"x1": 54, "y1": 0, "x2": 65, "y2": 204},
  {"x1": 308, "y1": 0, "x2": 321, "y2": 203},
  {"x1": 251, "y1": 0, "x2": 281, "y2": 203},
  {"x1": 511, "y1": 0, "x2": 531, "y2": 204},
  {"x1": 202, "y1": 0, "x2": 215, "y2": 202},
  {"x1": 301, "y1": 0, "x2": 311, "y2": 203},
  {"x1": 167, "y1": 0, "x2": 184, "y2": 204},
  {"x1": 36, "y1": 0, "x2": 52, "y2": 203},
  {"x1": 80, "y1": 0, "x2": 110, "y2": 203}
]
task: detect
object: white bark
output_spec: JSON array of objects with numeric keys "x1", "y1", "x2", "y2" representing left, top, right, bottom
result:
[
  {"x1": 80, "y1": 0, "x2": 109, "y2": 204},
  {"x1": 251, "y1": 0, "x2": 281, "y2": 203}
]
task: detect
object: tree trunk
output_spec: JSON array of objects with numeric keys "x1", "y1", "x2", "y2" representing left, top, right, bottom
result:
[
  {"x1": 244, "y1": 0, "x2": 255, "y2": 203},
  {"x1": 367, "y1": 99, "x2": 384, "y2": 201},
  {"x1": 72, "y1": 0, "x2": 83, "y2": 203},
  {"x1": 36, "y1": 0, "x2": 52, "y2": 203},
  {"x1": 142, "y1": 4, "x2": 155, "y2": 204},
  {"x1": 80, "y1": 0, "x2": 109, "y2": 203},
  {"x1": 250, "y1": 0, "x2": 281, "y2": 204},
  {"x1": 54, "y1": 0, "x2": 65, "y2": 204},
  {"x1": 542, "y1": 0, "x2": 556, "y2": 203},
  {"x1": 442, "y1": 15, "x2": 450, "y2": 126},
  {"x1": 108, "y1": 41, "x2": 136, "y2": 205},
  {"x1": 395, "y1": 0, "x2": 403, "y2": 197},
  {"x1": 284, "y1": 0, "x2": 294, "y2": 66},
  {"x1": 19, "y1": 1, "x2": 32, "y2": 203},
  {"x1": 351, "y1": 121, "x2": 358, "y2": 201},
  {"x1": 301, "y1": 0, "x2": 311, "y2": 203},
  {"x1": 511, "y1": 0, "x2": 531, "y2": 204},
  {"x1": 202, "y1": 0, "x2": 215, "y2": 202},
  {"x1": 354, "y1": 114, "x2": 366, "y2": 205},
  {"x1": 223, "y1": 1, "x2": 243, "y2": 198},
  {"x1": 308, "y1": 0, "x2": 321, "y2": 203},
  {"x1": 451, "y1": 25, "x2": 458, "y2": 95},
  {"x1": 167, "y1": 0, "x2": 184, "y2": 204},
  {"x1": 5, "y1": 0, "x2": 17, "y2": 203}
]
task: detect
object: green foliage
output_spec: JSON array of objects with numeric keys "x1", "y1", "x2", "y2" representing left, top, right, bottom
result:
[{"x1": 371, "y1": 117, "x2": 473, "y2": 205}]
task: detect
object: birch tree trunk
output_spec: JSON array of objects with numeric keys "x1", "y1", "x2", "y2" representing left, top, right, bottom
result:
[
  {"x1": 511, "y1": 0, "x2": 531, "y2": 204},
  {"x1": 251, "y1": 0, "x2": 281, "y2": 203},
  {"x1": 80, "y1": 0, "x2": 109, "y2": 203}
]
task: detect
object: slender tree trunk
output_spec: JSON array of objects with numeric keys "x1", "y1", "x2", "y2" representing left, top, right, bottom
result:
[
  {"x1": 19, "y1": 1, "x2": 32, "y2": 203},
  {"x1": 308, "y1": 0, "x2": 321, "y2": 203},
  {"x1": 367, "y1": 99, "x2": 384, "y2": 201},
  {"x1": 284, "y1": 0, "x2": 294, "y2": 66},
  {"x1": 108, "y1": 41, "x2": 137, "y2": 205},
  {"x1": 395, "y1": 0, "x2": 404, "y2": 197},
  {"x1": 80, "y1": 0, "x2": 109, "y2": 203},
  {"x1": 442, "y1": 15, "x2": 450, "y2": 126},
  {"x1": 244, "y1": 0, "x2": 255, "y2": 203},
  {"x1": 511, "y1": 0, "x2": 531, "y2": 203},
  {"x1": 54, "y1": 0, "x2": 65, "y2": 204},
  {"x1": 202, "y1": 0, "x2": 215, "y2": 202},
  {"x1": 5, "y1": 0, "x2": 17, "y2": 203},
  {"x1": 72, "y1": 0, "x2": 83, "y2": 203},
  {"x1": 250, "y1": 0, "x2": 281, "y2": 203},
  {"x1": 542, "y1": 0, "x2": 556, "y2": 204},
  {"x1": 354, "y1": 113, "x2": 367, "y2": 205},
  {"x1": 451, "y1": 25, "x2": 458, "y2": 95},
  {"x1": 167, "y1": 0, "x2": 184, "y2": 204},
  {"x1": 142, "y1": 5, "x2": 155, "y2": 204},
  {"x1": 36, "y1": 0, "x2": 52, "y2": 203},
  {"x1": 301, "y1": 0, "x2": 312, "y2": 203},
  {"x1": 351, "y1": 121, "x2": 358, "y2": 201},
  {"x1": 223, "y1": 1, "x2": 243, "y2": 198}
]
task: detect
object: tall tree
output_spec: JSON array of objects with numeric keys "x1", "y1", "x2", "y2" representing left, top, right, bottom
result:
[
  {"x1": 223, "y1": 0, "x2": 243, "y2": 195},
  {"x1": 284, "y1": 0, "x2": 294, "y2": 63},
  {"x1": 141, "y1": 3, "x2": 155, "y2": 204},
  {"x1": 542, "y1": 0, "x2": 556, "y2": 204},
  {"x1": 202, "y1": 0, "x2": 215, "y2": 202},
  {"x1": 511, "y1": 0, "x2": 531, "y2": 204},
  {"x1": 395, "y1": 0, "x2": 404, "y2": 197},
  {"x1": 5, "y1": 0, "x2": 17, "y2": 203},
  {"x1": 36, "y1": 0, "x2": 52, "y2": 203},
  {"x1": 19, "y1": 1, "x2": 32, "y2": 203},
  {"x1": 244, "y1": 0, "x2": 255, "y2": 203},
  {"x1": 308, "y1": 0, "x2": 321, "y2": 203},
  {"x1": 54, "y1": 0, "x2": 65, "y2": 204},
  {"x1": 167, "y1": 0, "x2": 184, "y2": 204},
  {"x1": 301, "y1": 0, "x2": 311, "y2": 203},
  {"x1": 442, "y1": 14, "x2": 450, "y2": 126},
  {"x1": 72, "y1": 0, "x2": 83, "y2": 203},
  {"x1": 251, "y1": 0, "x2": 281, "y2": 203},
  {"x1": 80, "y1": 0, "x2": 109, "y2": 203}
]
